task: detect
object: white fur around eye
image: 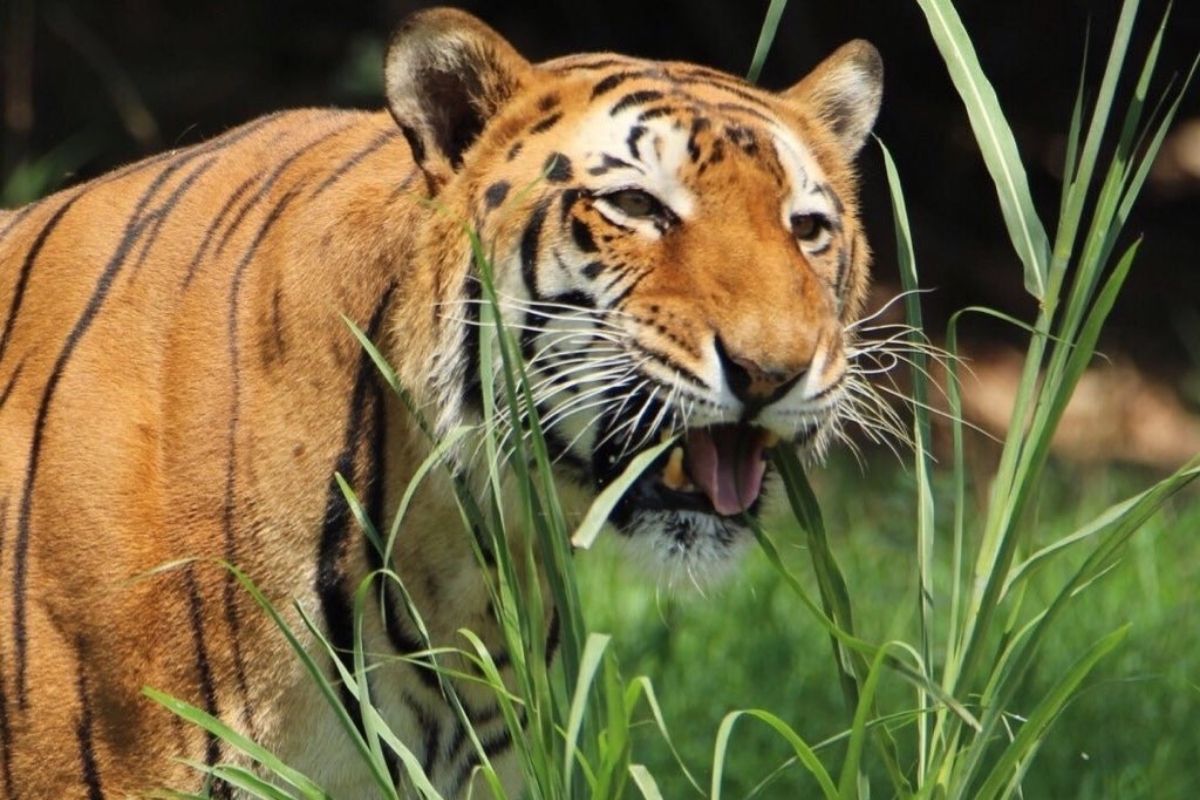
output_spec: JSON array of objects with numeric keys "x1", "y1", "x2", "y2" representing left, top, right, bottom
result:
[
  {"x1": 768, "y1": 128, "x2": 842, "y2": 247},
  {"x1": 571, "y1": 107, "x2": 697, "y2": 220}
]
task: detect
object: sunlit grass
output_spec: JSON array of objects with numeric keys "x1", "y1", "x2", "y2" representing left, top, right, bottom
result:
[{"x1": 580, "y1": 456, "x2": 1200, "y2": 799}]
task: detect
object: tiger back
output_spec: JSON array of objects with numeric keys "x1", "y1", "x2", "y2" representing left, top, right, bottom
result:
[{"x1": 0, "y1": 8, "x2": 881, "y2": 798}]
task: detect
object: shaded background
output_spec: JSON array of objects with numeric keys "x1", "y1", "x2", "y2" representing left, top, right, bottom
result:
[{"x1": 3, "y1": 0, "x2": 1198, "y2": 386}]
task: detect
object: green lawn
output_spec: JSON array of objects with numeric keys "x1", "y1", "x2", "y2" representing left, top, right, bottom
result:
[{"x1": 578, "y1": 452, "x2": 1200, "y2": 799}]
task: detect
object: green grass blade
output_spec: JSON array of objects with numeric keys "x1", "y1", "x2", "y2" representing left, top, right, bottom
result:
[
  {"x1": 342, "y1": 313, "x2": 441, "y2": 441},
  {"x1": 771, "y1": 447, "x2": 859, "y2": 696},
  {"x1": 1051, "y1": 0, "x2": 1139, "y2": 278},
  {"x1": 564, "y1": 633, "x2": 612, "y2": 785},
  {"x1": 954, "y1": 2, "x2": 1171, "y2": 704},
  {"x1": 878, "y1": 137, "x2": 936, "y2": 783},
  {"x1": 972, "y1": 626, "x2": 1130, "y2": 800},
  {"x1": 1116, "y1": 53, "x2": 1199, "y2": 223},
  {"x1": 628, "y1": 764, "x2": 665, "y2": 800},
  {"x1": 1058, "y1": 32, "x2": 1089, "y2": 224},
  {"x1": 471, "y1": 228, "x2": 593, "y2": 795},
  {"x1": 342, "y1": 314, "x2": 400, "y2": 394},
  {"x1": 226, "y1": 564, "x2": 400, "y2": 798},
  {"x1": 939, "y1": 310, "x2": 968, "y2": 679},
  {"x1": 743, "y1": 708, "x2": 932, "y2": 800},
  {"x1": 956, "y1": 457, "x2": 1198, "y2": 795},
  {"x1": 1010, "y1": 238, "x2": 1141, "y2": 510},
  {"x1": 1002, "y1": 462, "x2": 1200, "y2": 597},
  {"x1": 144, "y1": 789, "x2": 212, "y2": 800},
  {"x1": 469, "y1": 249, "x2": 583, "y2": 795},
  {"x1": 745, "y1": 0, "x2": 789, "y2": 84},
  {"x1": 838, "y1": 642, "x2": 921, "y2": 799},
  {"x1": 381, "y1": 424, "x2": 473, "y2": 565},
  {"x1": 753, "y1": 496, "x2": 979, "y2": 737},
  {"x1": 1040, "y1": 7, "x2": 1167, "y2": 368},
  {"x1": 333, "y1": 482, "x2": 444, "y2": 691},
  {"x1": 455, "y1": 629, "x2": 528, "y2": 798},
  {"x1": 770, "y1": 447, "x2": 917, "y2": 791},
  {"x1": 351, "y1": 575, "x2": 390, "y2": 778},
  {"x1": 751, "y1": 523, "x2": 870, "y2": 652},
  {"x1": 571, "y1": 438, "x2": 676, "y2": 549},
  {"x1": 471, "y1": 226, "x2": 590, "y2": 699},
  {"x1": 914, "y1": 0, "x2": 1051, "y2": 299},
  {"x1": 334, "y1": 472, "x2": 384, "y2": 556},
  {"x1": 623, "y1": 677, "x2": 706, "y2": 797},
  {"x1": 1014, "y1": 12, "x2": 1164, "y2": 532},
  {"x1": 204, "y1": 765, "x2": 298, "y2": 800},
  {"x1": 711, "y1": 710, "x2": 839, "y2": 800},
  {"x1": 143, "y1": 687, "x2": 329, "y2": 800},
  {"x1": 595, "y1": 652, "x2": 634, "y2": 799},
  {"x1": 475, "y1": 281, "x2": 509, "y2": 538}
]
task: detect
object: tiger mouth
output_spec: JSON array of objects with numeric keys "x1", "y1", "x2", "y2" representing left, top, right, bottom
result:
[{"x1": 608, "y1": 423, "x2": 780, "y2": 520}]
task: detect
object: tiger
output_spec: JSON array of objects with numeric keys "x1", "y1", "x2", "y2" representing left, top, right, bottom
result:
[{"x1": 0, "y1": 7, "x2": 882, "y2": 798}]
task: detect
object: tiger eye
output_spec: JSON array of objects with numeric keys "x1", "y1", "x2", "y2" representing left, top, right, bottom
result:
[
  {"x1": 791, "y1": 213, "x2": 828, "y2": 242},
  {"x1": 607, "y1": 189, "x2": 659, "y2": 218}
]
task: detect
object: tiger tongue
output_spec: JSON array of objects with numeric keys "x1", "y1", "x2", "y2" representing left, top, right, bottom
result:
[{"x1": 684, "y1": 425, "x2": 767, "y2": 516}]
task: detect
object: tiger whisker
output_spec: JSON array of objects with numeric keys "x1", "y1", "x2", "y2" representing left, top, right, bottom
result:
[
  {"x1": 521, "y1": 354, "x2": 647, "y2": 400},
  {"x1": 845, "y1": 288, "x2": 934, "y2": 332},
  {"x1": 444, "y1": 290, "x2": 638, "y2": 320},
  {"x1": 866, "y1": 381, "x2": 1001, "y2": 443},
  {"x1": 630, "y1": 381, "x2": 678, "y2": 456},
  {"x1": 849, "y1": 351, "x2": 948, "y2": 398},
  {"x1": 617, "y1": 386, "x2": 663, "y2": 462},
  {"x1": 451, "y1": 316, "x2": 630, "y2": 345},
  {"x1": 592, "y1": 384, "x2": 656, "y2": 458},
  {"x1": 444, "y1": 296, "x2": 634, "y2": 332},
  {"x1": 849, "y1": 335, "x2": 957, "y2": 359},
  {"x1": 524, "y1": 347, "x2": 628, "y2": 371},
  {"x1": 490, "y1": 365, "x2": 641, "y2": 441},
  {"x1": 530, "y1": 374, "x2": 640, "y2": 431},
  {"x1": 837, "y1": 380, "x2": 912, "y2": 447},
  {"x1": 850, "y1": 340, "x2": 959, "y2": 372},
  {"x1": 554, "y1": 403, "x2": 629, "y2": 462},
  {"x1": 521, "y1": 358, "x2": 632, "y2": 393}
]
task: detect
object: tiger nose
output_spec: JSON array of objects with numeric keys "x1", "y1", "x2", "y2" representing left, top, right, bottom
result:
[{"x1": 714, "y1": 336, "x2": 807, "y2": 405}]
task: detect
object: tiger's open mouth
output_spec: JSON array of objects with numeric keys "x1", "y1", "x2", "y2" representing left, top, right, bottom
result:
[
  {"x1": 604, "y1": 424, "x2": 780, "y2": 521},
  {"x1": 661, "y1": 425, "x2": 780, "y2": 515}
]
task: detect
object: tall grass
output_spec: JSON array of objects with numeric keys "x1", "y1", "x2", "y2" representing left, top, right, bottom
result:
[
  {"x1": 756, "y1": 0, "x2": 1197, "y2": 797},
  {"x1": 147, "y1": 0, "x2": 1197, "y2": 797}
]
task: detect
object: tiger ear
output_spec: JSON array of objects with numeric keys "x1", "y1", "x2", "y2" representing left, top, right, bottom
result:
[
  {"x1": 385, "y1": 8, "x2": 532, "y2": 176},
  {"x1": 781, "y1": 40, "x2": 883, "y2": 155}
]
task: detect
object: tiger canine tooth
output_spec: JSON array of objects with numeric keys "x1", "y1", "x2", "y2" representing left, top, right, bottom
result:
[
  {"x1": 662, "y1": 446, "x2": 688, "y2": 490},
  {"x1": 763, "y1": 431, "x2": 781, "y2": 448}
]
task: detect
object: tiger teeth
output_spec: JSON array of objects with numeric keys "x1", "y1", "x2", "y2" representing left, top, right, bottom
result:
[
  {"x1": 661, "y1": 446, "x2": 691, "y2": 491},
  {"x1": 763, "y1": 431, "x2": 781, "y2": 448}
]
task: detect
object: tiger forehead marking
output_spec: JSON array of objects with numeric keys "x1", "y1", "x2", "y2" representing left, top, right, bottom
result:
[{"x1": 0, "y1": 8, "x2": 880, "y2": 799}]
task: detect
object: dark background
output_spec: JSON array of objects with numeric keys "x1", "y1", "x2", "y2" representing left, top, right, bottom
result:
[{"x1": 3, "y1": 0, "x2": 1198, "y2": 380}]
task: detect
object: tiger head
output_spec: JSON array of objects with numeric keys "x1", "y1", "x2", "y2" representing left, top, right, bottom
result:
[{"x1": 387, "y1": 9, "x2": 882, "y2": 573}]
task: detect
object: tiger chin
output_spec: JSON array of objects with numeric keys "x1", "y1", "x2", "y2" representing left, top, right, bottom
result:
[{"x1": 0, "y1": 7, "x2": 880, "y2": 799}]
